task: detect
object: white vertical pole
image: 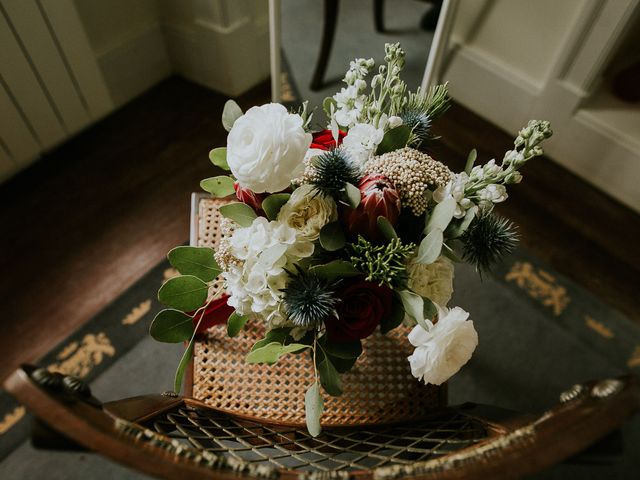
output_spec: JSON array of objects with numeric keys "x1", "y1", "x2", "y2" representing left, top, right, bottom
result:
[
  {"x1": 421, "y1": 0, "x2": 460, "y2": 91},
  {"x1": 268, "y1": 0, "x2": 282, "y2": 102}
]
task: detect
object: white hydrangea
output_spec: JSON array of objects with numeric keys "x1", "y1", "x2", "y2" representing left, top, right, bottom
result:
[
  {"x1": 433, "y1": 172, "x2": 473, "y2": 218},
  {"x1": 224, "y1": 217, "x2": 314, "y2": 326},
  {"x1": 407, "y1": 257, "x2": 454, "y2": 307},
  {"x1": 407, "y1": 306, "x2": 478, "y2": 385},
  {"x1": 342, "y1": 123, "x2": 384, "y2": 165}
]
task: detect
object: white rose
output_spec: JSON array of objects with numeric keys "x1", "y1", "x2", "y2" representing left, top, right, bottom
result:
[
  {"x1": 277, "y1": 185, "x2": 337, "y2": 240},
  {"x1": 407, "y1": 306, "x2": 478, "y2": 385},
  {"x1": 407, "y1": 256, "x2": 454, "y2": 306},
  {"x1": 227, "y1": 103, "x2": 312, "y2": 193}
]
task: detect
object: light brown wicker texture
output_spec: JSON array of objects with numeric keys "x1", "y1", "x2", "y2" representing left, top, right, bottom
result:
[{"x1": 192, "y1": 196, "x2": 444, "y2": 426}]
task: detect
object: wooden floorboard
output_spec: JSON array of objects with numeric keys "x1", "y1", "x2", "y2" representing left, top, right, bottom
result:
[{"x1": 0, "y1": 76, "x2": 638, "y2": 383}]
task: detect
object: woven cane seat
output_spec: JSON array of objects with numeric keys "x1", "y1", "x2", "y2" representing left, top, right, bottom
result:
[{"x1": 190, "y1": 195, "x2": 444, "y2": 426}]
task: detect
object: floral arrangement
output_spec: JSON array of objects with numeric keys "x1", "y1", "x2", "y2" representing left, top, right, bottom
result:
[{"x1": 151, "y1": 43, "x2": 552, "y2": 435}]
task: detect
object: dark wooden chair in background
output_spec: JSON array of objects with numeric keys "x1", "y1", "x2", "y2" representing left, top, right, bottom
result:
[
  {"x1": 310, "y1": 0, "x2": 443, "y2": 91},
  {"x1": 4, "y1": 364, "x2": 638, "y2": 479}
]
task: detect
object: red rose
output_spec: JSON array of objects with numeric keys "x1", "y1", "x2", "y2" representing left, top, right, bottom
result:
[
  {"x1": 325, "y1": 280, "x2": 393, "y2": 342},
  {"x1": 191, "y1": 295, "x2": 235, "y2": 333},
  {"x1": 311, "y1": 129, "x2": 346, "y2": 151},
  {"x1": 234, "y1": 182, "x2": 266, "y2": 212}
]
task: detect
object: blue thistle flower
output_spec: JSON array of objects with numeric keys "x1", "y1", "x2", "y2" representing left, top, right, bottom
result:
[
  {"x1": 461, "y1": 210, "x2": 518, "y2": 275},
  {"x1": 308, "y1": 149, "x2": 362, "y2": 199},
  {"x1": 283, "y1": 271, "x2": 339, "y2": 328}
]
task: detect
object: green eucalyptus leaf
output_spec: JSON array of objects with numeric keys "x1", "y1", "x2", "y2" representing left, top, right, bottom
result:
[
  {"x1": 323, "y1": 97, "x2": 337, "y2": 116},
  {"x1": 425, "y1": 196, "x2": 456, "y2": 234},
  {"x1": 422, "y1": 295, "x2": 438, "y2": 323},
  {"x1": 251, "y1": 328, "x2": 291, "y2": 351},
  {"x1": 381, "y1": 294, "x2": 405, "y2": 334},
  {"x1": 328, "y1": 355, "x2": 358, "y2": 373},
  {"x1": 446, "y1": 205, "x2": 478, "y2": 239},
  {"x1": 158, "y1": 275, "x2": 208, "y2": 312},
  {"x1": 167, "y1": 246, "x2": 221, "y2": 282},
  {"x1": 246, "y1": 342, "x2": 309, "y2": 365},
  {"x1": 441, "y1": 243, "x2": 463, "y2": 263},
  {"x1": 464, "y1": 148, "x2": 478, "y2": 174},
  {"x1": 174, "y1": 342, "x2": 194, "y2": 393},
  {"x1": 414, "y1": 229, "x2": 444, "y2": 265},
  {"x1": 377, "y1": 216, "x2": 398, "y2": 240},
  {"x1": 398, "y1": 290, "x2": 431, "y2": 331},
  {"x1": 310, "y1": 260, "x2": 361, "y2": 281},
  {"x1": 376, "y1": 125, "x2": 412, "y2": 155},
  {"x1": 219, "y1": 202, "x2": 257, "y2": 227},
  {"x1": 150, "y1": 309, "x2": 194, "y2": 343},
  {"x1": 324, "y1": 340, "x2": 362, "y2": 359},
  {"x1": 200, "y1": 176, "x2": 235, "y2": 198},
  {"x1": 344, "y1": 182, "x2": 361, "y2": 209},
  {"x1": 209, "y1": 147, "x2": 229, "y2": 171},
  {"x1": 222, "y1": 100, "x2": 243, "y2": 132},
  {"x1": 305, "y1": 381, "x2": 324, "y2": 437},
  {"x1": 227, "y1": 311, "x2": 248, "y2": 337},
  {"x1": 319, "y1": 222, "x2": 346, "y2": 251},
  {"x1": 262, "y1": 193, "x2": 291, "y2": 220},
  {"x1": 318, "y1": 355, "x2": 342, "y2": 396}
]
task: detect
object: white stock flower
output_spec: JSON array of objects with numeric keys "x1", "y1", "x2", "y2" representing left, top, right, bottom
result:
[
  {"x1": 278, "y1": 184, "x2": 337, "y2": 240},
  {"x1": 224, "y1": 217, "x2": 314, "y2": 325},
  {"x1": 407, "y1": 306, "x2": 478, "y2": 385},
  {"x1": 407, "y1": 257, "x2": 454, "y2": 306},
  {"x1": 478, "y1": 184, "x2": 508, "y2": 204},
  {"x1": 227, "y1": 103, "x2": 311, "y2": 193},
  {"x1": 433, "y1": 172, "x2": 471, "y2": 218},
  {"x1": 342, "y1": 123, "x2": 384, "y2": 165}
]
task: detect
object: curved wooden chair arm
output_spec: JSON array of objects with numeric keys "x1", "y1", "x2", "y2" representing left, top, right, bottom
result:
[{"x1": 3, "y1": 365, "x2": 638, "y2": 480}]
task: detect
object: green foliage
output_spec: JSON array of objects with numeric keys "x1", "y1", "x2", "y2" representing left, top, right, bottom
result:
[
  {"x1": 158, "y1": 275, "x2": 208, "y2": 312},
  {"x1": 251, "y1": 328, "x2": 291, "y2": 351},
  {"x1": 380, "y1": 294, "x2": 405, "y2": 334},
  {"x1": 227, "y1": 311, "x2": 248, "y2": 337},
  {"x1": 319, "y1": 222, "x2": 345, "y2": 251},
  {"x1": 317, "y1": 352, "x2": 342, "y2": 396},
  {"x1": 414, "y1": 229, "x2": 443, "y2": 265},
  {"x1": 464, "y1": 149, "x2": 477, "y2": 175},
  {"x1": 222, "y1": 100, "x2": 243, "y2": 132},
  {"x1": 209, "y1": 147, "x2": 229, "y2": 171},
  {"x1": 167, "y1": 246, "x2": 221, "y2": 282},
  {"x1": 174, "y1": 342, "x2": 194, "y2": 393},
  {"x1": 262, "y1": 193, "x2": 291, "y2": 220},
  {"x1": 309, "y1": 260, "x2": 361, "y2": 281},
  {"x1": 446, "y1": 205, "x2": 478, "y2": 240},
  {"x1": 343, "y1": 182, "x2": 361, "y2": 208},
  {"x1": 200, "y1": 176, "x2": 235, "y2": 198},
  {"x1": 376, "y1": 125, "x2": 412, "y2": 155},
  {"x1": 398, "y1": 290, "x2": 436, "y2": 331},
  {"x1": 322, "y1": 340, "x2": 362, "y2": 359},
  {"x1": 323, "y1": 97, "x2": 337, "y2": 117},
  {"x1": 246, "y1": 342, "x2": 310, "y2": 365},
  {"x1": 377, "y1": 216, "x2": 398, "y2": 240},
  {"x1": 150, "y1": 309, "x2": 194, "y2": 343},
  {"x1": 425, "y1": 196, "x2": 456, "y2": 234},
  {"x1": 349, "y1": 236, "x2": 415, "y2": 288},
  {"x1": 219, "y1": 202, "x2": 257, "y2": 227},
  {"x1": 305, "y1": 382, "x2": 324, "y2": 438}
]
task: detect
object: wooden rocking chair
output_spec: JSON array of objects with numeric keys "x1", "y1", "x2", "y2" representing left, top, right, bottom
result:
[{"x1": 3, "y1": 364, "x2": 638, "y2": 479}]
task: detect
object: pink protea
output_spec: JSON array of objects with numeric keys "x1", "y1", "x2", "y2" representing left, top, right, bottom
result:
[
  {"x1": 343, "y1": 174, "x2": 401, "y2": 242},
  {"x1": 234, "y1": 182, "x2": 266, "y2": 212}
]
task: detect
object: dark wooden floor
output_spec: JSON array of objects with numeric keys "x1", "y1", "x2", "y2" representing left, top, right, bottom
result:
[{"x1": 0, "y1": 76, "x2": 638, "y2": 383}]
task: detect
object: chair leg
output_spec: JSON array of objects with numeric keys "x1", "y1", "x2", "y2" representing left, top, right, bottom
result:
[
  {"x1": 374, "y1": 0, "x2": 385, "y2": 32},
  {"x1": 310, "y1": 0, "x2": 340, "y2": 91}
]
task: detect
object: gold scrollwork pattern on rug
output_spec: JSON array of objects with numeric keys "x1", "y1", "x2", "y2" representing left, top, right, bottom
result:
[
  {"x1": 0, "y1": 406, "x2": 26, "y2": 435},
  {"x1": 628, "y1": 346, "x2": 640, "y2": 369},
  {"x1": 163, "y1": 267, "x2": 179, "y2": 281},
  {"x1": 505, "y1": 262, "x2": 570, "y2": 315},
  {"x1": 584, "y1": 315, "x2": 614, "y2": 339},
  {"x1": 122, "y1": 300, "x2": 152, "y2": 325}
]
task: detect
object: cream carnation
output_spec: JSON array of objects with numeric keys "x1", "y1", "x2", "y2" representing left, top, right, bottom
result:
[
  {"x1": 277, "y1": 185, "x2": 337, "y2": 240},
  {"x1": 407, "y1": 306, "x2": 478, "y2": 385},
  {"x1": 407, "y1": 256, "x2": 454, "y2": 306},
  {"x1": 227, "y1": 103, "x2": 312, "y2": 193},
  {"x1": 224, "y1": 217, "x2": 314, "y2": 325},
  {"x1": 342, "y1": 123, "x2": 384, "y2": 165}
]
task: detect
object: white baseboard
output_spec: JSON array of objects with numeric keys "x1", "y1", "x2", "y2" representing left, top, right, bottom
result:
[{"x1": 96, "y1": 22, "x2": 172, "y2": 108}]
